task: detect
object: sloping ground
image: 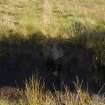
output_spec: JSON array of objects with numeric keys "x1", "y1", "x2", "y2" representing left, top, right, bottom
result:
[
  {"x1": 0, "y1": 0, "x2": 105, "y2": 37},
  {"x1": 0, "y1": 0, "x2": 105, "y2": 104},
  {"x1": 0, "y1": 0, "x2": 43, "y2": 36}
]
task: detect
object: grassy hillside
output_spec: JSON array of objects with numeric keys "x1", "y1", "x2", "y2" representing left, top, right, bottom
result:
[
  {"x1": 0, "y1": 0, "x2": 105, "y2": 105},
  {"x1": 0, "y1": 0, "x2": 105, "y2": 38}
]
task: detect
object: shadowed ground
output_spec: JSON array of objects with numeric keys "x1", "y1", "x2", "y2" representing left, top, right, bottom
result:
[{"x1": 0, "y1": 33, "x2": 104, "y2": 93}]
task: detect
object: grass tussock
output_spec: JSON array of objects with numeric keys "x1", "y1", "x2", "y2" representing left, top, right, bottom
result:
[
  {"x1": 0, "y1": 78, "x2": 104, "y2": 105},
  {"x1": 22, "y1": 77, "x2": 105, "y2": 105},
  {"x1": 14, "y1": 78, "x2": 105, "y2": 105}
]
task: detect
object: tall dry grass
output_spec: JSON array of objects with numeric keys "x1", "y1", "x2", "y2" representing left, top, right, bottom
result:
[
  {"x1": 17, "y1": 77, "x2": 105, "y2": 105},
  {"x1": 0, "y1": 77, "x2": 105, "y2": 105}
]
